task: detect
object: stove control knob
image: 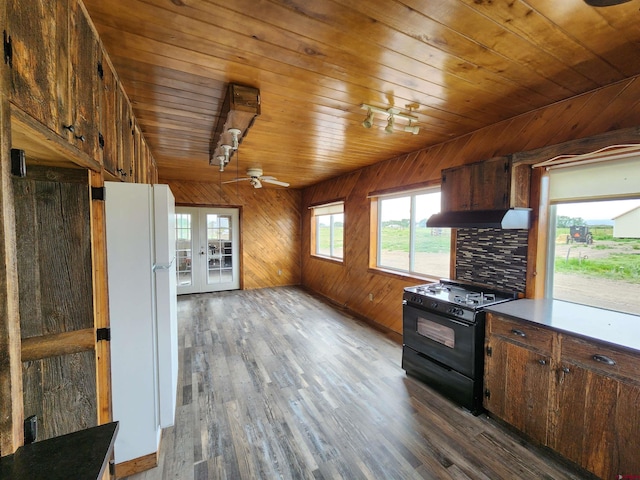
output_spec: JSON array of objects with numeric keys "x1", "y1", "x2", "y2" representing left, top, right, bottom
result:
[
  {"x1": 448, "y1": 307, "x2": 463, "y2": 316},
  {"x1": 431, "y1": 302, "x2": 438, "y2": 309}
]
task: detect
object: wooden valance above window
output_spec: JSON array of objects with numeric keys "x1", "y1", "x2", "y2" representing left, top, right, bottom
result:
[
  {"x1": 533, "y1": 144, "x2": 640, "y2": 170},
  {"x1": 534, "y1": 144, "x2": 640, "y2": 203}
]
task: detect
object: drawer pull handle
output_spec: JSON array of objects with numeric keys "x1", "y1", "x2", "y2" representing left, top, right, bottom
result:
[
  {"x1": 511, "y1": 329, "x2": 526, "y2": 337},
  {"x1": 593, "y1": 354, "x2": 616, "y2": 366}
]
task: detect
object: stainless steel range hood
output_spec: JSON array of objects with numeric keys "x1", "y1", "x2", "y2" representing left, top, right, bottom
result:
[{"x1": 426, "y1": 208, "x2": 531, "y2": 229}]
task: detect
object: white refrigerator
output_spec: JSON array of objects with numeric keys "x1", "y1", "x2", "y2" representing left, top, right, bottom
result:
[{"x1": 104, "y1": 182, "x2": 178, "y2": 467}]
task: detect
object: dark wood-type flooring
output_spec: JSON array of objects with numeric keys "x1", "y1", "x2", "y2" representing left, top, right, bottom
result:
[{"x1": 124, "y1": 287, "x2": 586, "y2": 480}]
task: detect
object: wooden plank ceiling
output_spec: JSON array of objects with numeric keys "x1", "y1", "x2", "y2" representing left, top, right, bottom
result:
[{"x1": 83, "y1": 0, "x2": 640, "y2": 189}]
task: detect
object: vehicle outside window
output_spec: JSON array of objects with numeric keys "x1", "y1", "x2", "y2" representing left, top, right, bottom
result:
[
  {"x1": 549, "y1": 199, "x2": 640, "y2": 316},
  {"x1": 543, "y1": 152, "x2": 640, "y2": 316}
]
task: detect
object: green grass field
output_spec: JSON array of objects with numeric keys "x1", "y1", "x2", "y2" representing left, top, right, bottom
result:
[
  {"x1": 555, "y1": 226, "x2": 640, "y2": 283},
  {"x1": 555, "y1": 254, "x2": 640, "y2": 283},
  {"x1": 317, "y1": 226, "x2": 450, "y2": 252},
  {"x1": 318, "y1": 225, "x2": 640, "y2": 283},
  {"x1": 380, "y1": 227, "x2": 451, "y2": 252}
]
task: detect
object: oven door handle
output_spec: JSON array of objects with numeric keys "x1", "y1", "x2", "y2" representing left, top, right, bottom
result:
[
  {"x1": 421, "y1": 316, "x2": 472, "y2": 328},
  {"x1": 449, "y1": 317, "x2": 472, "y2": 328}
]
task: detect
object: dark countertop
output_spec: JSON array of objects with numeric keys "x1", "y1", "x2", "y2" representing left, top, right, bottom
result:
[
  {"x1": 485, "y1": 299, "x2": 640, "y2": 353},
  {"x1": 0, "y1": 422, "x2": 118, "y2": 480}
]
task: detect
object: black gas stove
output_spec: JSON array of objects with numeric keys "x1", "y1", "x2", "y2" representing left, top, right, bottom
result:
[
  {"x1": 402, "y1": 279, "x2": 517, "y2": 414},
  {"x1": 403, "y1": 279, "x2": 517, "y2": 322}
]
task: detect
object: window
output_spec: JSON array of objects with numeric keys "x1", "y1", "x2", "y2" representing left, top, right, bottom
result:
[
  {"x1": 175, "y1": 212, "x2": 192, "y2": 286},
  {"x1": 375, "y1": 189, "x2": 451, "y2": 278},
  {"x1": 544, "y1": 153, "x2": 640, "y2": 316},
  {"x1": 311, "y1": 201, "x2": 344, "y2": 261}
]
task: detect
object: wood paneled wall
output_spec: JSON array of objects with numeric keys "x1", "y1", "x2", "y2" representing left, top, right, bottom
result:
[
  {"x1": 302, "y1": 76, "x2": 640, "y2": 335},
  {"x1": 162, "y1": 180, "x2": 301, "y2": 290}
]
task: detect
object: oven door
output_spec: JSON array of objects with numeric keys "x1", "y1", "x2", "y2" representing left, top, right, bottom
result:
[{"x1": 403, "y1": 303, "x2": 482, "y2": 379}]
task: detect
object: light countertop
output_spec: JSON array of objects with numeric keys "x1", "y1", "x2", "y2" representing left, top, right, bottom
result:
[{"x1": 485, "y1": 299, "x2": 640, "y2": 353}]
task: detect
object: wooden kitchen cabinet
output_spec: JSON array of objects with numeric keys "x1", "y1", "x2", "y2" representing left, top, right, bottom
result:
[
  {"x1": 98, "y1": 50, "x2": 118, "y2": 176},
  {"x1": 6, "y1": 0, "x2": 102, "y2": 164},
  {"x1": 132, "y1": 121, "x2": 141, "y2": 183},
  {"x1": 485, "y1": 313, "x2": 640, "y2": 479},
  {"x1": 484, "y1": 315, "x2": 552, "y2": 444},
  {"x1": 117, "y1": 85, "x2": 135, "y2": 181},
  {"x1": 5, "y1": 0, "x2": 67, "y2": 133},
  {"x1": 441, "y1": 163, "x2": 472, "y2": 211},
  {"x1": 66, "y1": 0, "x2": 100, "y2": 160},
  {"x1": 441, "y1": 156, "x2": 530, "y2": 212},
  {"x1": 550, "y1": 336, "x2": 640, "y2": 479},
  {"x1": 13, "y1": 167, "x2": 98, "y2": 442}
]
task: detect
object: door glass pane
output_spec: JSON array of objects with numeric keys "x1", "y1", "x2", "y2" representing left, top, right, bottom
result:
[
  {"x1": 207, "y1": 214, "x2": 234, "y2": 284},
  {"x1": 175, "y1": 213, "x2": 192, "y2": 286}
]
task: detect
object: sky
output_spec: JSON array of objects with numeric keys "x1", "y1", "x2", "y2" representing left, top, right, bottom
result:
[{"x1": 556, "y1": 199, "x2": 640, "y2": 220}]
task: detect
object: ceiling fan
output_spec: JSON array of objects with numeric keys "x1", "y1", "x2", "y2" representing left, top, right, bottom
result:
[
  {"x1": 222, "y1": 168, "x2": 290, "y2": 189},
  {"x1": 583, "y1": 0, "x2": 631, "y2": 5}
]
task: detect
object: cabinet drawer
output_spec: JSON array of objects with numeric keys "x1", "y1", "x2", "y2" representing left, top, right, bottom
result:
[
  {"x1": 488, "y1": 314, "x2": 553, "y2": 355},
  {"x1": 561, "y1": 335, "x2": 640, "y2": 383}
]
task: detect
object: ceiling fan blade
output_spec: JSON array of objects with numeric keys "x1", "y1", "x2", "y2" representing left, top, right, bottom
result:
[
  {"x1": 261, "y1": 178, "x2": 290, "y2": 187},
  {"x1": 221, "y1": 177, "x2": 251, "y2": 184},
  {"x1": 583, "y1": 0, "x2": 631, "y2": 5}
]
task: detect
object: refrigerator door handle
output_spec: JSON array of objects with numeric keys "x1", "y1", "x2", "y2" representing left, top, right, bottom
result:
[{"x1": 153, "y1": 256, "x2": 175, "y2": 271}]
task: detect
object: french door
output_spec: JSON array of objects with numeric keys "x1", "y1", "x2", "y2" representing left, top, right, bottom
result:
[{"x1": 175, "y1": 207, "x2": 240, "y2": 294}]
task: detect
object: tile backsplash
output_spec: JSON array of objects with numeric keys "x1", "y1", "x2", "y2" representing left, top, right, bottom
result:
[{"x1": 455, "y1": 228, "x2": 528, "y2": 293}]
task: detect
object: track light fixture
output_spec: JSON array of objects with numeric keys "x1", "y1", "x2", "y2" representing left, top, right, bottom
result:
[
  {"x1": 362, "y1": 109, "x2": 375, "y2": 128},
  {"x1": 228, "y1": 128, "x2": 241, "y2": 149},
  {"x1": 216, "y1": 155, "x2": 226, "y2": 172},
  {"x1": 404, "y1": 120, "x2": 420, "y2": 135},
  {"x1": 209, "y1": 83, "x2": 260, "y2": 171},
  {"x1": 385, "y1": 115, "x2": 395, "y2": 134},
  {"x1": 214, "y1": 144, "x2": 233, "y2": 172},
  {"x1": 360, "y1": 103, "x2": 419, "y2": 134}
]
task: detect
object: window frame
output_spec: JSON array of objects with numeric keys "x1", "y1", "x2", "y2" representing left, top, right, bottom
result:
[
  {"x1": 310, "y1": 200, "x2": 345, "y2": 262},
  {"x1": 540, "y1": 151, "x2": 640, "y2": 315}
]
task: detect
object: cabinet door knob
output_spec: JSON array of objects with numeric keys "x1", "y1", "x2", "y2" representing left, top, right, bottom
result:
[
  {"x1": 538, "y1": 359, "x2": 546, "y2": 366},
  {"x1": 592, "y1": 354, "x2": 616, "y2": 366},
  {"x1": 562, "y1": 366, "x2": 570, "y2": 374},
  {"x1": 511, "y1": 329, "x2": 526, "y2": 337}
]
